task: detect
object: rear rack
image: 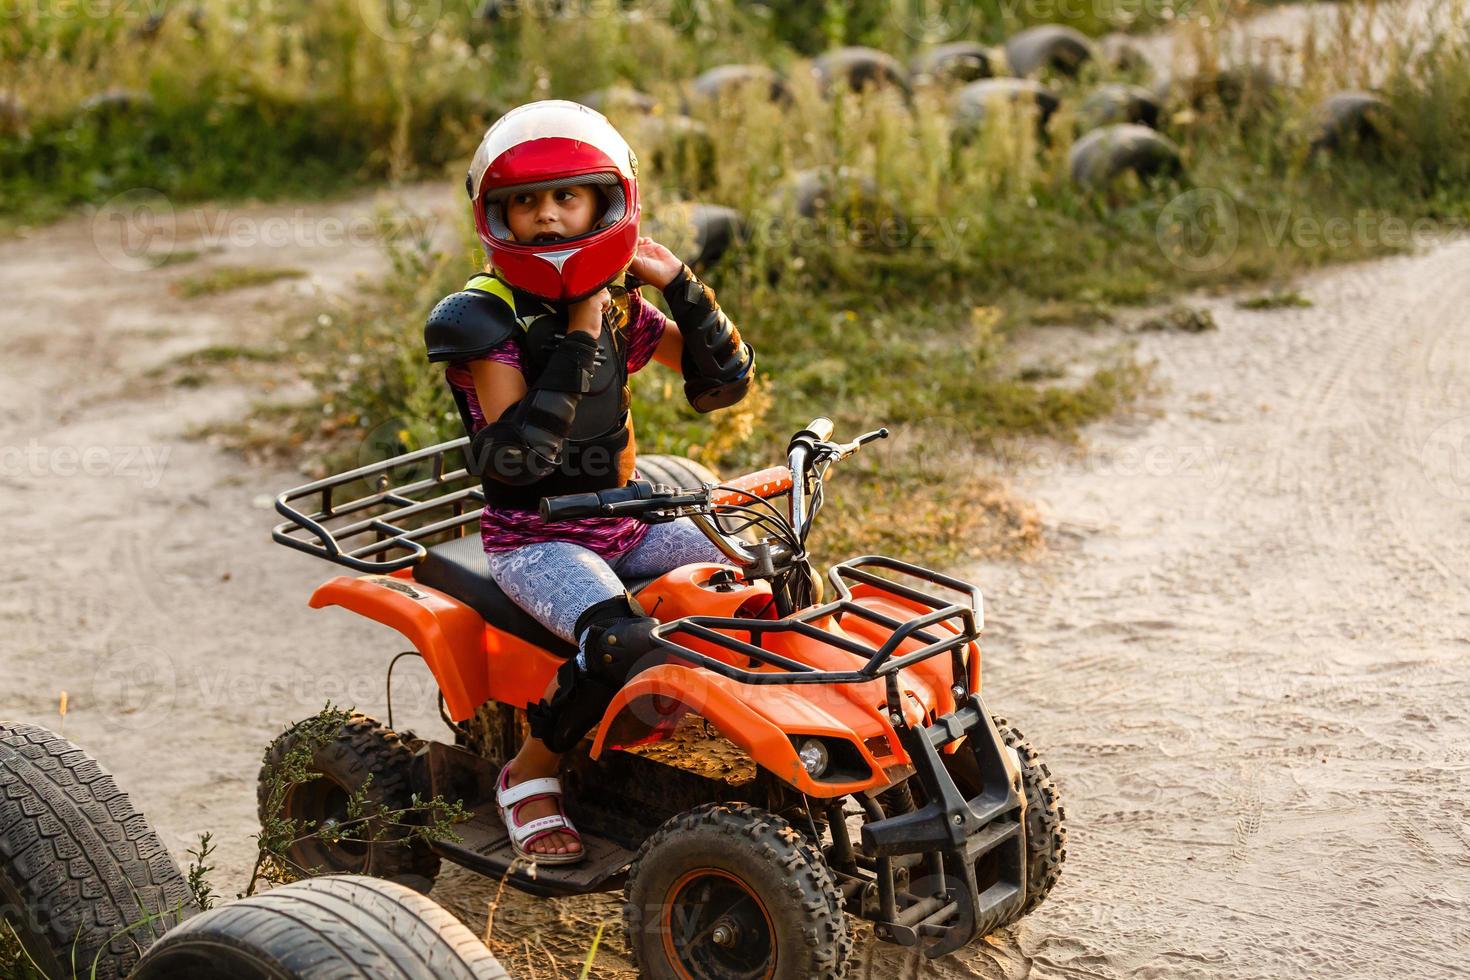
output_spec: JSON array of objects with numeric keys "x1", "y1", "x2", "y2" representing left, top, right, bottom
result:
[
  {"x1": 648, "y1": 556, "x2": 984, "y2": 717},
  {"x1": 272, "y1": 437, "x2": 483, "y2": 573}
]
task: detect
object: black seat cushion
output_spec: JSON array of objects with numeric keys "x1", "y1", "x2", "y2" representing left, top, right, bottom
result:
[{"x1": 412, "y1": 535, "x2": 660, "y2": 658}]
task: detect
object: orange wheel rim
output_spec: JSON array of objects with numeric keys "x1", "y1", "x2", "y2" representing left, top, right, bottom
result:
[{"x1": 658, "y1": 867, "x2": 776, "y2": 980}]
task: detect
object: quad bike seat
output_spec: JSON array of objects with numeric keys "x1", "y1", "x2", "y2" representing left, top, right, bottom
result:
[{"x1": 412, "y1": 535, "x2": 661, "y2": 657}]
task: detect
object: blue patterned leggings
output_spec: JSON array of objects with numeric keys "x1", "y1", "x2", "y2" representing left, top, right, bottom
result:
[{"x1": 484, "y1": 518, "x2": 732, "y2": 668}]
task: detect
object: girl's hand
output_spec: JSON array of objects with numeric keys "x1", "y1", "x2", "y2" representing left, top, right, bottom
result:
[
  {"x1": 568, "y1": 288, "x2": 611, "y2": 338},
  {"x1": 628, "y1": 237, "x2": 685, "y2": 290}
]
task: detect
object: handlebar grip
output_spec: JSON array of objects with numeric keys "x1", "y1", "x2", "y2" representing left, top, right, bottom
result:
[
  {"x1": 806, "y1": 417, "x2": 834, "y2": 441},
  {"x1": 540, "y1": 480, "x2": 662, "y2": 521},
  {"x1": 539, "y1": 491, "x2": 606, "y2": 521}
]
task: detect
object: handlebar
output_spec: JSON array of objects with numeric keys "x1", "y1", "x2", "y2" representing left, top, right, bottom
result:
[{"x1": 539, "y1": 480, "x2": 707, "y2": 521}]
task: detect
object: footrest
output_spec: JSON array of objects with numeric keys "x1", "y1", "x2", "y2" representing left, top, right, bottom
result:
[{"x1": 428, "y1": 804, "x2": 637, "y2": 898}]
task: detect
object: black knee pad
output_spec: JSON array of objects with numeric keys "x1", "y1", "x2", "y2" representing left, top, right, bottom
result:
[{"x1": 525, "y1": 593, "x2": 660, "y2": 754}]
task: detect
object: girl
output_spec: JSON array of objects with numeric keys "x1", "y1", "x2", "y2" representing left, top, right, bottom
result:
[{"x1": 424, "y1": 100, "x2": 755, "y2": 863}]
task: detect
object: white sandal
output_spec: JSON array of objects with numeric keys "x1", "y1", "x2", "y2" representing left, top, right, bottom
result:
[{"x1": 496, "y1": 767, "x2": 585, "y2": 865}]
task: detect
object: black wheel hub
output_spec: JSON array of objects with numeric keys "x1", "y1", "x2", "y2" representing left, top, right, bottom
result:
[{"x1": 664, "y1": 870, "x2": 774, "y2": 979}]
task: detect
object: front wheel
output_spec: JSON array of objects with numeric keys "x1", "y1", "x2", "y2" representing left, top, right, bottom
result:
[
  {"x1": 623, "y1": 803, "x2": 852, "y2": 980},
  {"x1": 994, "y1": 716, "x2": 1067, "y2": 916}
]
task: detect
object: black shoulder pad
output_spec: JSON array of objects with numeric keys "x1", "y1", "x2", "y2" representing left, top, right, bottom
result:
[{"x1": 424, "y1": 287, "x2": 516, "y2": 363}]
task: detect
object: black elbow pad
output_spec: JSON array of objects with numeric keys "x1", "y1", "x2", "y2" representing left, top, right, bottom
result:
[
  {"x1": 424, "y1": 286, "x2": 516, "y2": 363},
  {"x1": 664, "y1": 266, "x2": 756, "y2": 413}
]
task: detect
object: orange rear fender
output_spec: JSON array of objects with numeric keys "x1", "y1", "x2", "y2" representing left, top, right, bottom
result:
[{"x1": 308, "y1": 575, "x2": 566, "y2": 723}]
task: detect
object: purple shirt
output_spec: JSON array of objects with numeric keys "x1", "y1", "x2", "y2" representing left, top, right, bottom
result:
[{"x1": 445, "y1": 287, "x2": 668, "y2": 560}]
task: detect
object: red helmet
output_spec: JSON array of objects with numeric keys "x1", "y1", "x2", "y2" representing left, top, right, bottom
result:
[{"x1": 467, "y1": 100, "x2": 640, "y2": 303}]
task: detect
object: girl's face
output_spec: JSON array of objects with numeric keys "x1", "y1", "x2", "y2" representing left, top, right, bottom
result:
[{"x1": 503, "y1": 184, "x2": 603, "y2": 244}]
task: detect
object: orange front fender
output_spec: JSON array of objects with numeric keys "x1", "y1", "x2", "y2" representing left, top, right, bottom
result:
[{"x1": 589, "y1": 662, "x2": 896, "y2": 798}]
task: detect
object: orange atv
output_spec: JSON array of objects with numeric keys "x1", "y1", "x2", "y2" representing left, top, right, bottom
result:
[{"x1": 265, "y1": 418, "x2": 1066, "y2": 977}]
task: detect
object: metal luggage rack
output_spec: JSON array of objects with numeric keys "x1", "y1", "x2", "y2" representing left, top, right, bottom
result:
[
  {"x1": 272, "y1": 437, "x2": 484, "y2": 573},
  {"x1": 649, "y1": 556, "x2": 985, "y2": 719}
]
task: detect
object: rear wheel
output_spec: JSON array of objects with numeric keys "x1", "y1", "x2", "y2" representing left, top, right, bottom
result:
[
  {"x1": 257, "y1": 713, "x2": 440, "y2": 892},
  {"x1": 624, "y1": 803, "x2": 851, "y2": 980}
]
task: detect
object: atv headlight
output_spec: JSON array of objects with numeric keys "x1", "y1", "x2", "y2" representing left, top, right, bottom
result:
[{"x1": 797, "y1": 738, "x2": 830, "y2": 777}]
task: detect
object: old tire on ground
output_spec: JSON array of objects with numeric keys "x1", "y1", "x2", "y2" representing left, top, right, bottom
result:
[
  {"x1": 257, "y1": 713, "x2": 441, "y2": 892},
  {"x1": 1155, "y1": 65, "x2": 1277, "y2": 114},
  {"x1": 642, "y1": 202, "x2": 745, "y2": 272},
  {"x1": 1068, "y1": 124, "x2": 1182, "y2": 188},
  {"x1": 952, "y1": 78, "x2": 1060, "y2": 138},
  {"x1": 131, "y1": 874, "x2": 509, "y2": 979},
  {"x1": 910, "y1": 42, "x2": 996, "y2": 86},
  {"x1": 1309, "y1": 90, "x2": 1391, "y2": 154},
  {"x1": 690, "y1": 63, "x2": 791, "y2": 107},
  {"x1": 636, "y1": 453, "x2": 722, "y2": 491},
  {"x1": 1078, "y1": 83, "x2": 1161, "y2": 131},
  {"x1": 992, "y1": 716, "x2": 1067, "y2": 917},
  {"x1": 1004, "y1": 24, "x2": 1095, "y2": 78},
  {"x1": 624, "y1": 802, "x2": 852, "y2": 980},
  {"x1": 0, "y1": 722, "x2": 195, "y2": 980},
  {"x1": 812, "y1": 46, "x2": 910, "y2": 97}
]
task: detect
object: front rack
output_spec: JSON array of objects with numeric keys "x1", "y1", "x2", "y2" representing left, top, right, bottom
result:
[
  {"x1": 272, "y1": 437, "x2": 483, "y2": 573},
  {"x1": 648, "y1": 555, "x2": 984, "y2": 721}
]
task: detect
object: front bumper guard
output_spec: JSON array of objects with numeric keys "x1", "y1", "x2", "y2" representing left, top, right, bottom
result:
[{"x1": 856, "y1": 695, "x2": 1026, "y2": 958}]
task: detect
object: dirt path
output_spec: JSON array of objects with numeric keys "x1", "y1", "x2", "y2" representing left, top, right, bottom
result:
[
  {"x1": 5, "y1": 101, "x2": 1469, "y2": 980},
  {"x1": 961, "y1": 240, "x2": 1470, "y2": 980}
]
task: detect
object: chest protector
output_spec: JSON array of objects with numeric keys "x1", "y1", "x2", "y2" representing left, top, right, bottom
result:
[{"x1": 434, "y1": 274, "x2": 638, "y2": 513}]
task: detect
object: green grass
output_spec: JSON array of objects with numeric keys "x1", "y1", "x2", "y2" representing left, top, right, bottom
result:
[
  {"x1": 14, "y1": 0, "x2": 1470, "y2": 561},
  {"x1": 1237, "y1": 289, "x2": 1314, "y2": 309},
  {"x1": 171, "y1": 266, "x2": 307, "y2": 298}
]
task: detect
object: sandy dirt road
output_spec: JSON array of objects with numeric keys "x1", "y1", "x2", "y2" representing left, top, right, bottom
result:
[{"x1": 4, "y1": 188, "x2": 1469, "y2": 977}]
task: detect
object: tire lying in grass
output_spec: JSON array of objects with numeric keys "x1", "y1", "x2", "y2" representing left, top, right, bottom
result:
[
  {"x1": 131, "y1": 875, "x2": 509, "y2": 979},
  {"x1": 1098, "y1": 32, "x2": 1152, "y2": 75},
  {"x1": 77, "y1": 88, "x2": 155, "y2": 119},
  {"x1": 811, "y1": 46, "x2": 911, "y2": 97},
  {"x1": 0, "y1": 95, "x2": 25, "y2": 136},
  {"x1": 1078, "y1": 83, "x2": 1161, "y2": 131},
  {"x1": 574, "y1": 85, "x2": 658, "y2": 116},
  {"x1": 1004, "y1": 24, "x2": 1095, "y2": 78},
  {"x1": 689, "y1": 63, "x2": 791, "y2": 107},
  {"x1": 910, "y1": 41, "x2": 997, "y2": 86},
  {"x1": 257, "y1": 712, "x2": 441, "y2": 893},
  {"x1": 1155, "y1": 65, "x2": 1278, "y2": 114},
  {"x1": 625, "y1": 114, "x2": 715, "y2": 184},
  {"x1": 640, "y1": 203, "x2": 746, "y2": 273},
  {"x1": 952, "y1": 78, "x2": 1060, "y2": 139},
  {"x1": 1309, "y1": 90, "x2": 1392, "y2": 154},
  {"x1": 0, "y1": 722, "x2": 196, "y2": 980},
  {"x1": 1069, "y1": 124, "x2": 1183, "y2": 189}
]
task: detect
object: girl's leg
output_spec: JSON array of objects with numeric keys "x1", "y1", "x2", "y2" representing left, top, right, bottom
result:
[
  {"x1": 611, "y1": 516, "x2": 736, "y2": 580},
  {"x1": 484, "y1": 541, "x2": 626, "y2": 856}
]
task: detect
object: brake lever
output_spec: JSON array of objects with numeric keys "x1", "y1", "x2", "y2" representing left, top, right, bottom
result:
[{"x1": 834, "y1": 426, "x2": 889, "y2": 461}]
